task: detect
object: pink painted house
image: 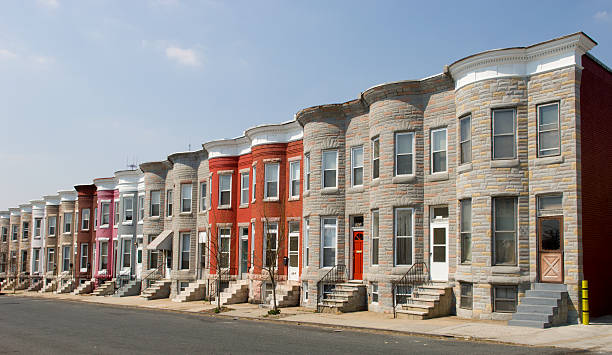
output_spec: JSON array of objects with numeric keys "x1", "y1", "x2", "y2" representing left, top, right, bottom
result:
[{"x1": 93, "y1": 177, "x2": 119, "y2": 284}]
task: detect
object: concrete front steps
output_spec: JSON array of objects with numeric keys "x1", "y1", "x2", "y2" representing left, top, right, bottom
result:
[
  {"x1": 219, "y1": 280, "x2": 249, "y2": 305},
  {"x1": 73, "y1": 279, "x2": 95, "y2": 295},
  {"x1": 114, "y1": 279, "x2": 141, "y2": 297},
  {"x1": 40, "y1": 279, "x2": 58, "y2": 293},
  {"x1": 141, "y1": 280, "x2": 171, "y2": 300},
  {"x1": 93, "y1": 279, "x2": 116, "y2": 296},
  {"x1": 3, "y1": 278, "x2": 17, "y2": 290},
  {"x1": 265, "y1": 283, "x2": 300, "y2": 308},
  {"x1": 15, "y1": 278, "x2": 30, "y2": 290},
  {"x1": 508, "y1": 283, "x2": 568, "y2": 328},
  {"x1": 27, "y1": 279, "x2": 43, "y2": 292},
  {"x1": 395, "y1": 283, "x2": 453, "y2": 320},
  {"x1": 57, "y1": 279, "x2": 77, "y2": 294},
  {"x1": 319, "y1": 280, "x2": 367, "y2": 313},
  {"x1": 173, "y1": 280, "x2": 207, "y2": 303}
]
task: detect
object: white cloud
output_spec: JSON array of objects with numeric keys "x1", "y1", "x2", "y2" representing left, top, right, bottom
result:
[
  {"x1": 594, "y1": 10, "x2": 609, "y2": 22},
  {"x1": 37, "y1": 0, "x2": 59, "y2": 9},
  {"x1": 0, "y1": 49, "x2": 18, "y2": 60},
  {"x1": 31, "y1": 55, "x2": 54, "y2": 66},
  {"x1": 165, "y1": 46, "x2": 201, "y2": 67}
]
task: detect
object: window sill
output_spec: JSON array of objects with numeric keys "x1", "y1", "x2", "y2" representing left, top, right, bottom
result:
[
  {"x1": 490, "y1": 159, "x2": 519, "y2": 168},
  {"x1": 62, "y1": 233, "x2": 71, "y2": 236},
  {"x1": 426, "y1": 172, "x2": 449, "y2": 182},
  {"x1": 138, "y1": 221, "x2": 144, "y2": 225},
  {"x1": 263, "y1": 197, "x2": 279, "y2": 202},
  {"x1": 288, "y1": 196, "x2": 300, "y2": 201},
  {"x1": 122, "y1": 222, "x2": 133, "y2": 226},
  {"x1": 239, "y1": 204, "x2": 249, "y2": 209},
  {"x1": 457, "y1": 163, "x2": 473, "y2": 174},
  {"x1": 370, "y1": 178, "x2": 380, "y2": 187},
  {"x1": 392, "y1": 175, "x2": 416, "y2": 184},
  {"x1": 218, "y1": 205, "x2": 232, "y2": 210},
  {"x1": 149, "y1": 217, "x2": 160, "y2": 221},
  {"x1": 491, "y1": 266, "x2": 520, "y2": 274},
  {"x1": 321, "y1": 187, "x2": 339, "y2": 195},
  {"x1": 347, "y1": 186, "x2": 365, "y2": 194},
  {"x1": 179, "y1": 212, "x2": 193, "y2": 216},
  {"x1": 534, "y1": 155, "x2": 564, "y2": 166}
]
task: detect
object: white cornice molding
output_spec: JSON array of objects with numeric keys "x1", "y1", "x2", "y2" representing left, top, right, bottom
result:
[
  {"x1": 43, "y1": 195, "x2": 60, "y2": 206},
  {"x1": 0, "y1": 211, "x2": 9, "y2": 219},
  {"x1": 94, "y1": 177, "x2": 118, "y2": 191},
  {"x1": 449, "y1": 32, "x2": 597, "y2": 90},
  {"x1": 115, "y1": 170, "x2": 143, "y2": 193},
  {"x1": 9, "y1": 207, "x2": 21, "y2": 216},
  {"x1": 19, "y1": 204, "x2": 32, "y2": 214},
  {"x1": 58, "y1": 190, "x2": 77, "y2": 202}
]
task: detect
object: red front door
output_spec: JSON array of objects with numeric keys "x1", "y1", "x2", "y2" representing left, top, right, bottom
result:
[{"x1": 353, "y1": 231, "x2": 363, "y2": 280}]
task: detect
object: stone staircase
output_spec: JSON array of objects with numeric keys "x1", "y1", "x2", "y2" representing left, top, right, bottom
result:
[
  {"x1": 173, "y1": 280, "x2": 207, "y2": 303},
  {"x1": 2, "y1": 278, "x2": 16, "y2": 291},
  {"x1": 219, "y1": 280, "x2": 249, "y2": 305},
  {"x1": 114, "y1": 279, "x2": 141, "y2": 297},
  {"x1": 508, "y1": 283, "x2": 568, "y2": 328},
  {"x1": 318, "y1": 280, "x2": 367, "y2": 313},
  {"x1": 40, "y1": 279, "x2": 58, "y2": 293},
  {"x1": 27, "y1": 279, "x2": 43, "y2": 292},
  {"x1": 15, "y1": 278, "x2": 29, "y2": 290},
  {"x1": 93, "y1": 279, "x2": 116, "y2": 296},
  {"x1": 57, "y1": 279, "x2": 77, "y2": 294},
  {"x1": 265, "y1": 283, "x2": 300, "y2": 308},
  {"x1": 395, "y1": 283, "x2": 453, "y2": 320},
  {"x1": 73, "y1": 279, "x2": 95, "y2": 295},
  {"x1": 141, "y1": 279, "x2": 171, "y2": 300}
]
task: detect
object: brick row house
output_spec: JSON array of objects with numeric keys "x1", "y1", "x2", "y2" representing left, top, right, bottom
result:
[{"x1": 1, "y1": 33, "x2": 610, "y2": 327}]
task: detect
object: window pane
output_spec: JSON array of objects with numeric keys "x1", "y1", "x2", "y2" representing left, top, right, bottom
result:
[
  {"x1": 495, "y1": 198, "x2": 515, "y2": 231},
  {"x1": 373, "y1": 139, "x2": 379, "y2": 158},
  {"x1": 373, "y1": 159, "x2": 379, "y2": 179},
  {"x1": 353, "y1": 147, "x2": 363, "y2": 167},
  {"x1": 372, "y1": 239, "x2": 379, "y2": 265},
  {"x1": 493, "y1": 136, "x2": 514, "y2": 159},
  {"x1": 220, "y1": 175, "x2": 231, "y2": 190},
  {"x1": 323, "y1": 249, "x2": 335, "y2": 267},
  {"x1": 541, "y1": 219, "x2": 561, "y2": 250},
  {"x1": 433, "y1": 245, "x2": 446, "y2": 262},
  {"x1": 433, "y1": 228, "x2": 445, "y2": 244},
  {"x1": 397, "y1": 134, "x2": 412, "y2": 154},
  {"x1": 539, "y1": 104, "x2": 558, "y2": 126},
  {"x1": 396, "y1": 237, "x2": 412, "y2": 265},
  {"x1": 538, "y1": 195, "x2": 562, "y2": 211},
  {"x1": 265, "y1": 164, "x2": 278, "y2": 181},
  {"x1": 539, "y1": 131, "x2": 559, "y2": 150},
  {"x1": 494, "y1": 110, "x2": 514, "y2": 134},
  {"x1": 461, "y1": 200, "x2": 471, "y2": 233},
  {"x1": 433, "y1": 151, "x2": 446, "y2": 172},
  {"x1": 353, "y1": 167, "x2": 363, "y2": 186},
  {"x1": 323, "y1": 228, "x2": 335, "y2": 247},
  {"x1": 220, "y1": 191, "x2": 230, "y2": 206},
  {"x1": 323, "y1": 151, "x2": 337, "y2": 170},
  {"x1": 460, "y1": 116, "x2": 471, "y2": 141},
  {"x1": 396, "y1": 209, "x2": 412, "y2": 236},
  {"x1": 433, "y1": 130, "x2": 446, "y2": 151},
  {"x1": 494, "y1": 232, "x2": 516, "y2": 264},
  {"x1": 460, "y1": 141, "x2": 471, "y2": 164},
  {"x1": 397, "y1": 154, "x2": 413, "y2": 175},
  {"x1": 323, "y1": 171, "x2": 336, "y2": 188},
  {"x1": 461, "y1": 233, "x2": 472, "y2": 263},
  {"x1": 266, "y1": 182, "x2": 278, "y2": 197}
]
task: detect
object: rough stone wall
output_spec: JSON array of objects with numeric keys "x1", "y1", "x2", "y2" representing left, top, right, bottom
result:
[
  {"x1": 19, "y1": 212, "x2": 32, "y2": 276},
  {"x1": 141, "y1": 164, "x2": 168, "y2": 276},
  {"x1": 44, "y1": 205, "x2": 59, "y2": 277},
  {"x1": 57, "y1": 201, "x2": 76, "y2": 275}
]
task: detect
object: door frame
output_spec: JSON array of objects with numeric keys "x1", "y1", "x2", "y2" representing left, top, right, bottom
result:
[
  {"x1": 537, "y1": 215, "x2": 564, "y2": 283},
  {"x1": 239, "y1": 227, "x2": 249, "y2": 279},
  {"x1": 429, "y1": 221, "x2": 449, "y2": 281},
  {"x1": 287, "y1": 222, "x2": 300, "y2": 281},
  {"x1": 351, "y1": 229, "x2": 364, "y2": 280}
]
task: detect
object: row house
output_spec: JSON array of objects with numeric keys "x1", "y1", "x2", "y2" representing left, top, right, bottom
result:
[
  {"x1": 74, "y1": 184, "x2": 97, "y2": 285},
  {"x1": 0, "y1": 211, "x2": 9, "y2": 280},
  {"x1": 29, "y1": 200, "x2": 46, "y2": 280},
  {"x1": 42, "y1": 195, "x2": 60, "y2": 288},
  {"x1": 92, "y1": 178, "x2": 119, "y2": 285}
]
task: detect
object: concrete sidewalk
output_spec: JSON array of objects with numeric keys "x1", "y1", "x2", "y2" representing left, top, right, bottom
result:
[{"x1": 6, "y1": 290, "x2": 611, "y2": 353}]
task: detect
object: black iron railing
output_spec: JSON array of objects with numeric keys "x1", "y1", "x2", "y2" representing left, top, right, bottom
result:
[
  {"x1": 142, "y1": 263, "x2": 165, "y2": 290},
  {"x1": 316, "y1": 264, "x2": 348, "y2": 313},
  {"x1": 392, "y1": 262, "x2": 429, "y2": 318}
]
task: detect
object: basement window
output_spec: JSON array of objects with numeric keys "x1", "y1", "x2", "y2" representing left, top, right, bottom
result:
[
  {"x1": 394, "y1": 285, "x2": 412, "y2": 305},
  {"x1": 493, "y1": 285, "x2": 517, "y2": 313},
  {"x1": 371, "y1": 282, "x2": 379, "y2": 304},
  {"x1": 460, "y1": 283, "x2": 473, "y2": 310}
]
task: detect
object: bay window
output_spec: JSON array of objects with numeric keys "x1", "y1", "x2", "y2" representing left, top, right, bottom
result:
[
  {"x1": 181, "y1": 184, "x2": 192, "y2": 213},
  {"x1": 264, "y1": 163, "x2": 279, "y2": 199},
  {"x1": 492, "y1": 109, "x2": 516, "y2": 160},
  {"x1": 219, "y1": 174, "x2": 232, "y2": 207},
  {"x1": 322, "y1": 150, "x2": 337, "y2": 188},
  {"x1": 395, "y1": 132, "x2": 414, "y2": 176},
  {"x1": 395, "y1": 208, "x2": 413, "y2": 266}
]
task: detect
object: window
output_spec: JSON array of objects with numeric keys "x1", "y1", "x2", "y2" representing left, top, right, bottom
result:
[
  {"x1": 537, "y1": 194, "x2": 562, "y2": 216},
  {"x1": 460, "y1": 199, "x2": 472, "y2": 264},
  {"x1": 94, "y1": 207, "x2": 99, "y2": 228},
  {"x1": 21, "y1": 250, "x2": 27, "y2": 272},
  {"x1": 180, "y1": 233, "x2": 190, "y2": 269},
  {"x1": 219, "y1": 174, "x2": 232, "y2": 207},
  {"x1": 81, "y1": 209, "x2": 90, "y2": 231},
  {"x1": 395, "y1": 132, "x2": 414, "y2": 176},
  {"x1": 492, "y1": 109, "x2": 516, "y2": 159},
  {"x1": 493, "y1": 197, "x2": 517, "y2": 265},
  {"x1": 321, "y1": 218, "x2": 337, "y2": 267},
  {"x1": 240, "y1": 173, "x2": 249, "y2": 205},
  {"x1": 322, "y1": 150, "x2": 338, "y2": 188},
  {"x1": 264, "y1": 223, "x2": 278, "y2": 267},
  {"x1": 371, "y1": 210, "x2": 379, "y2": 265},
  {"x1": 122, "y1": 239, "x2": 131, "y2": 268},
  {"x1": 62, "y1": 246, "x2": 70, "y2": 271},
  {"x1": 138, "y1": 196, "x2": 144, "y2": 222},
  {"x1": 351, "y1": 146, "x2": 364, "y2": 187},
  {"x1": 200, "y1": 182, "x2": 207, "y2": 211},
  {"x1": 290, "y1": 161, "x2": 300, "y2": 198},
  {"x1": 148, "y1": 236, "x2": 158, "y2": 269},
  {"x1": 371, "y1": 282, "x2": 379, "y2": 303},
  {"x1": 303, "y1": 218, "x2": 309, "y2": 267},
  {"x1": 99, "y1": 242, "x2": 108, "y2": 270},
  {"x1": 101, "y1": 203, "x2": 110, "y2": 225},
  {"x1": 166, "y1": 190, "x2": 173, "y2": 217},
  {"x1": 304, "y1": 153, "x2": 310, "y2": 191},
  {"x1": 124, "y1": 196, "x2": 133, "y2": 222},
  {"x1": 372, "y1": 137, "x2": 380, "y2": 179},
  {"x1": 493, "y1": 285, "x2": 517, "y2": 313},
  {"x1": 264, "y1": 163, "x2": 279, "y2": 199},
  {"x1": 80, "y1": 244, "x2": 88, "y2": 271},
  {"x1": 47, "y1": 248, "x2": 55, "y2": 272},
  {"x1": 11, "y1": 225, "x2": 18, "y2": 240},
  {"x1": 431, "y1": 128, "x2": 447, "y2": 173},
  {"x1": 288, "y1": 222, "x2": 299, "y2": 269},
  {"x1": 34, "y1": 218, "x2": 42, "y2": 237},
  {"x1": 457, "y1": 115, "x2": 472, "y2": 164},
  {"x1": 251, "y1": 166, "x2": 257, "y2": 201},
  {"x1": 395, "y1": 208, "x2": 413, "y2": 266},
  {"x1": 199, "y1": 231, "x2": 207, "y2": 269},
  {"x1": 33, "y1": 248, "x2": 40, "y2": 273},
  {"x1": 181, "y1": 184, "x2": 192, "y2": 213},
  {"x1": 219, "y1": 228, "x2": 230, "y2": 268},
  {"x1": 48, "y1": 216, "x2": 56, "y2": 236},
  {"x1": 150, "y1": 191, "x2": 161, "y2": 217},
  {"x1": 1, "y1": 227, "x2": 7, "y2": 242},
  {"x1": 303, "y1": 281, "x2": 309, "y2": 301},
  {"x1": 460, "y1": 283, "x2": 473, "y2": 310},
  {"x1": 64, "y1": 213, "x2": 72, "y2": 234},
  {"x1": 114, "y1": 201, "x2": 119, "y2": 226},
  {"x1": 537, "y1": 103, "x2": 560, "y2": 157},
  {"x1": 22, "y1": 221, "x2": 29, "y2": 239}
]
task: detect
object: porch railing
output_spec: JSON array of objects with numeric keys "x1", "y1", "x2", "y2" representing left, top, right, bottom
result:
[
  {"x1": 392, "y1": 262, "x2": 429, "y2": 318},
  {"x1": 141, "y1": 263, "x2": 165, "y2": 290},
  {"x1": 208, "y1": 267, "x2": 236, "y2": 302},
  {"x1": 316, "y1": 264, "x2": 348, "y2": 313}
]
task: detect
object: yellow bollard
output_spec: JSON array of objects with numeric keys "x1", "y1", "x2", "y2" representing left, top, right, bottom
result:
[{"x1": 582, "y1": 280, "x2": 589, "y2": 325}]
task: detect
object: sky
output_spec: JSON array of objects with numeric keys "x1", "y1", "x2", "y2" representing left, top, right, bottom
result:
[{"x1": 0, "y1": 0, "x2": 611, "y2": 209}]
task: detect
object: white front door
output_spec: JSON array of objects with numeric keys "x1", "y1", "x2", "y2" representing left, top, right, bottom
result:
[
  {"x1": 165, "y1": 250, "x2": 172, "y2": 279},
  {"x1": 430, "y1": 223, "x2": 448, "y2": 281},
  {"x1": 136, "y1": 246, "x2": 142, "y2": 279},
  {"x1": 288, "y1": 224, "x2": 300, "y2": 281}
]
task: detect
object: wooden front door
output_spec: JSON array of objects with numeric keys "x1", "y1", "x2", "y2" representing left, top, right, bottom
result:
[
  {"x1": 352, "y1": 231, "x2": 363, "y2": 280},
  {"x1": 538, "y1": 216, "x2": 564, "y2": 283}
]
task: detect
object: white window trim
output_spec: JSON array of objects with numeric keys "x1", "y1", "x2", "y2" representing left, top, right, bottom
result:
[
  {"x1": 240, "y1": 172, "x2": 250, "y2": 206},
  {"x1": 101, "y1": 202, "x2": 111, "y2": 227},
  {"x1": 371, "y1": 209, "x2": 379, "y2": 266},
  {"x1": 320, "y1": 217, "x2": 337, "y2": 268},
  {"x1": 537, "y1": 102, "x2": 561, "y2": 157},
  {"x1": 394, "y1": 207, "x2": 415, "y2": 266},
  {"x1": 351, "y1": 146, "x2": 364, "y2": 187},
  {"x1": 34, "y1": 218, "x2": 42, "y2": 238},
  {"x1": 304, "y1": 153, "x2": 310, "y2": 192},
  {"x1": 492, "y1": 108, "x2": 517, "y2": 160},
  {"x1": 123, "y1": 196, "x2": 134, "y2": 225},
  {"x1": 395, "y1": 132, "x2": 415, "y2": 176},
  {"x1": 200, "y1": 182, "x2": 207, "y2": 212},
  {"x1": 80, "y1": 243, "x2": 89, "y2": 272},
  {"x1": 251, "y1": 166, "x2": 257, "y2": 202},
  {"x1": 263, "y1": 222, "x2": 279, "y2": 268},
  {"x1": 180, "y1": 232, "x2": 190, "y2": 270},
  {"x1": 150, "y1": 190, "x2": 161, "y2": 218},
  {"x1": 138, "y1": 195, "x2": 144, "y2": 223},
  {"x1": 492, "y1": 197, "x2": 518, "y2": 266},
  {"x1": 219, "y1": 228, "x2": 231, "y2": 269},
  {"x1": 218, "y1": 174, "x2": 232, "y2": 208},
  {"x1": 63, "y1": 213, "x2": 72, "y2": 235},
  {"x1": 459, "y1": 115, "x2": 472, "y2": 165},
  {"x1": 48, "y1": 216, "x2": 57, "y2": 236},
  {"x1": 113, "y1": 201, "x2": 119, "y2": 227},
  {"x1": 264, "y1": 163, "x2": 280, "y2": 200},
  {"x1": 289, "y1": 160, "x2": 300, "y2": 198},
  {"x1": 372, "y1": 137, "x2": 380, "y2": 180},
  {"x1": 431, "y1": 128, "x2": 448, "y2": 174},
  {"x1": 321, "y1": 150, "x2": 338, "y2": 189},
  {"x1": 166, "y1": 190, "x2": 173, "y2": 217},
  {"x1": 180, "y1": 184, "x2": 192, "y2": 213}
]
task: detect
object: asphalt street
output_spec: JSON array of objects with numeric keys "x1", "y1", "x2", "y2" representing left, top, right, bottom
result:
[{"x1": 0, "y1": 295, "x2": 586, "y2": 354}]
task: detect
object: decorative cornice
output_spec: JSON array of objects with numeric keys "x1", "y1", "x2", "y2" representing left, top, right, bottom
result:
[
  {"x1": 19, "y1": 203, "x2": 32, "y2": 214},
  {"x1": 43, "y1": 195, "x2": 60, "y2": 206},
  {"x1": 115, "y1": 169, "x2": 144, "y2": 192},
  {"x1": 93, "y1": 177, "x2": 118, "y2": 191}
]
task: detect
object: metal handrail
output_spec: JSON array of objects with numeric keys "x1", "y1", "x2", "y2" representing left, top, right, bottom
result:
[
  {"x1": 142, "y1": 263, "x2": 165, "y2": 289},
  {"x1": 392, "y1": 262, "x2": 429, "y2": 318},
  {"x1": 316, "y1": 264, "x2": 348, "y2": 313}
]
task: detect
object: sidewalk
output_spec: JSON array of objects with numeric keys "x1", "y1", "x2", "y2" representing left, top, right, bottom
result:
[{"x1": 6, "y1": 290, "x2": 611, "y2": 353}]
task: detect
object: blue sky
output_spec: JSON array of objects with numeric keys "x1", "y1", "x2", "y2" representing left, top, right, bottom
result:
[{"x1": 0, "y1": 0, "x2": 611, "y2": 208}]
